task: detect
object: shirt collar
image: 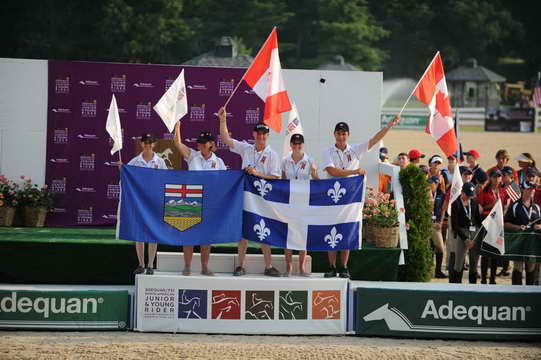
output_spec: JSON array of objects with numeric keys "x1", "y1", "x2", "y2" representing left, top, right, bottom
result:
[
  {"x1": 137, "y1": 152, "x2": 158, "y2": 164},
  {"x1": 287, "y1": 152, "x2": 308, "y2": 164},
  {"x1": 334, "y1": 144, "x2": 351, "y2": 153}
]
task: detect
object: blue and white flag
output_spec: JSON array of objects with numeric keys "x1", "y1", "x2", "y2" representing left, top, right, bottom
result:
[
  {"x1": 242, "y1": 175, "x2": 365, "y2": 250},
  {"x1": 119, "y1": 165, "x2": 243, "y2": 246}
]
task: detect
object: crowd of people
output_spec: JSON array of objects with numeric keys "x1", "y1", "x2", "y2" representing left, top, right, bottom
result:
[
  {"x1": 380, "y1": 146, "x2": 541, "y2": 285},
  {"x1": 123, "y1": 110, "x2": 540, "y2": 286}
]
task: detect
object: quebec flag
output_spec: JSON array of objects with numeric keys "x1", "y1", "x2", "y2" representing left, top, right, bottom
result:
[
  {"x1": 119, "y1": 165, "x2": 244, "y2": 246},
  {"x1": 243, "y1": 175, "x2": 365, "y2": 250}
]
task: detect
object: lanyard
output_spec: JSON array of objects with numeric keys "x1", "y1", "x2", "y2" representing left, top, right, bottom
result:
[
  {"x1": 460, "y1": 199, "x2": 471, "y2": 222},
  {"x1": 336, "y1": 150, "x2": 348, "y2": 170},
  {"x1": 291, "y1": 158, "x2": 306, "y2": 179},
  {"x1": 522, "y1": 204, "x2": 534, "y2": 222},
  {"x1": 252, "y1": 147, "x2": 265, "y2": 169}
]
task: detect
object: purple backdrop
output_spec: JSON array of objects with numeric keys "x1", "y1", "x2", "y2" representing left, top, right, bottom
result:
[{"x1": 46, "y1": 60, "x2": 263, "y2": 226}]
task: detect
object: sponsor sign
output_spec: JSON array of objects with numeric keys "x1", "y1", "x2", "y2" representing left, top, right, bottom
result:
[
  {"x1": 135, "y1": 274, "x2": 347, "y2": 334},
  {"x1": 355, "y1": 284, "x2": 541, "y2": 340},
  {"x1": 380, "y1": 113, "x2": 427, "y2": 130},
  {"x1": 47, "y1": 61, "x2": 261, "y2": 226},
  {"x1": 0, "y1": 290, "x2": 129, "y2": 329}
]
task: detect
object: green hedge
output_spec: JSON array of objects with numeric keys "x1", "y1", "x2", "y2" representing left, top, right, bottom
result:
[{"x1": 399, "y1": 164, "x2": 434, "y2": 282}]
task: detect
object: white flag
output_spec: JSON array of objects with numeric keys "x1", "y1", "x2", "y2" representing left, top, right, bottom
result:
[
  {"x1": 282, "y1": 102, "x2": 304, "y2": 157},
  {"x1": 106, "y1": 94, "x2": 122, "y2": 155},
  {"x1": 447, "y1": 168, "x2": 463, "y2": 214},
  {"x1": 154, "y1": 69, "x2": 188, "y2": 132},
  {"x1": 482, "y1": 199, "x2": 505, "y2": 254}
]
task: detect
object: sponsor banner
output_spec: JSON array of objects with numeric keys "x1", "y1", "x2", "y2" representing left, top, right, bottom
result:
[
  {"x1": 380, "y1": 113, "x2": 427, "y2": 130},
  {"x1": 0, "y1": 290, "x2": 129, "y2": 330},
  {"x1": 135, "y1": 274, "x2": 347, "y2": 334},
  {"x1": 47, "y1": 60, "x2": 263, "y2": 226},
  {"x1": 354, "y1": 283, "x2": 541, "y2": 340}
]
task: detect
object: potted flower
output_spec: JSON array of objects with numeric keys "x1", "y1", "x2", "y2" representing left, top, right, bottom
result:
[
  {"x1": 18, "y1": 176, "x2": 54, "y2": 227},
  {"x1": 0, "y1": 175, "x2": 20, "y2": 226},
  {"x1": 363, "y1": 186, "x2": 400, "y2": 248}
]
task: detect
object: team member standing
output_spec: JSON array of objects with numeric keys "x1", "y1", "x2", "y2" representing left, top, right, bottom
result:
[
  {"x1": 281, "y1": 133, "x2": 319, "y2": 277},
  {"x1": 173, "y1": 121, "x2": 226, "y2": 276},
  {"x1": 218, "y1": 107, "x2": 282, "y2": 277},
  {"x1": 504, "y1": 181, "x2": 541, "y2": 285},
  {"x1": 428, "y1": 155, "x2": 447, "y2": 278},
  {"x1": 322, "y1": 115, "x2": 400, "y2": 278},
  {"x1": 126, "y1": 134, "x2": 168, "y2": 275},
  {"x1": 448, "y1": 182, "x2": 483, "y2": 283},
  {"x1": 476, "y1": 169, "x2": 505, "y2": 284}
]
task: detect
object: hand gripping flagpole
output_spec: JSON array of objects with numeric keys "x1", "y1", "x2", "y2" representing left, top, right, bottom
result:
[
  {"x1": 221, "y1": 27, "x2": 277, "y2": 110},
  {"x1": 397, "y1": 51, "x2": 440, "y2": 116}
]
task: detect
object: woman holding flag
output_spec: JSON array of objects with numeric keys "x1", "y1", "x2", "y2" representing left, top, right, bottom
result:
[
  {"x1": 281, "y1": 133, "x2": 319, "y2": 277},
  {"x1": 126, "y1": 134, "x2": 168, "y2": 275},
  {"x1": 174, "y1": 121, "x2": 226, "y2": 276}
]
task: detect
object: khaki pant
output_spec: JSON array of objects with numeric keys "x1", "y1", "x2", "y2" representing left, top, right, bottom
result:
[{"x1": 431, "y1": 224, "x2": 445, "y2": 253}]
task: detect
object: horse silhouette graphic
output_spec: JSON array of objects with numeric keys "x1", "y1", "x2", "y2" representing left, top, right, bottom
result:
[
  {"x1": 212, "y1": 292, "x2": 240, "y2": 319},
  {"x1": 362, "y1": 303, "x2": 541, "y2": 335}
]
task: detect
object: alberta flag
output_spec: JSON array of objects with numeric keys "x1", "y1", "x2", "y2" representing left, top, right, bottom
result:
[
  {"x1": 119, "y1": 165, "x2": 244, "y2": 246},
  {"x1": 242, "y1": 175, "x2": 365, "y2": 250}
]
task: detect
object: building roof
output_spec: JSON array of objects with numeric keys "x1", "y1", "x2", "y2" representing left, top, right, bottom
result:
[
  {"x1": 182, "y1": 36, "x2": 254, "y2": 68},
  {"x1": 446, "y1": 59, "x2": 506, "y2": 82},
  {"x1": 317, "y1": 55, "x2": 358, "y2": 71}
]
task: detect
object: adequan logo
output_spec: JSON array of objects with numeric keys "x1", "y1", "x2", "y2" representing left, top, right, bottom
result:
[
  {"x1": 0, "y1": 292, "x2": 102, "y2": 319},
  {"x1": 77, "y1": 134, "x2": 99, "y2": 140},
  {"x1": 79, "y1": 80, "x2": 100, "y2": 86},
  {"x1": 363, "y1": 300, "x2": 536, "y2": 335}
]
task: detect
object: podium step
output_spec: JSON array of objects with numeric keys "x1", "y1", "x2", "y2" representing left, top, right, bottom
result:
[{"x1": 156, "y1": 251, "x2": 312, "y2": 275}]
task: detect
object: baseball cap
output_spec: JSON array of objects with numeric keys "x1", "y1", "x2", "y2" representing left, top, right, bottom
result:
[
  {"x1": 253, "y1": 123, "x2": 270, "y2": 133},
  {"x1": 501, "y1": 166, "x2": 514, "y2": 176},
  {"x1": 140, "y1": 133, "x2": 156, "y2": 143},
  {"x1": 459, "y1": 166, "x2": 473, "y2": 175},
  {"x1": 290, "y1": 134, "x2": 304, "y2": 144},
  {"x1": 196, "y1": 131, "x2": 216, "y2": 143},
  {"x1": 408, "y1": 149, "x2": 426, "y2": 160},
  {"x1": 462, "y1": 182, "x2": 476, "y2": 197},
  {"x1": 429, "y1": 155, "x2": 443, "y2": 164},
  {"x1": 334, "y1": 122, "x2": 350, "y2": 132},
  {"x1": 489, "y1": 169, "x2": 503, "y2": 177},
  {"x1": 474, "y1": 169, "x2": 488, "y2": 184},
  {"x1": 464, "y1": 149, "x2": 480, "y2": 159}
]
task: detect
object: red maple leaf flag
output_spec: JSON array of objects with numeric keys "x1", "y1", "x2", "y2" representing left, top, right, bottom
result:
[
  {"x1": 413, "y1": 52, "x2": 457, "y2": 157},
  {"x1": 243, "y1": 27, "x2": 292, "y2": 132}
]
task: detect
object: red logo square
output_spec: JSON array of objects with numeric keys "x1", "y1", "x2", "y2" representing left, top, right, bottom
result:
[{"x1": 211, "y1": 290, "x2": 241, "y2": 319}]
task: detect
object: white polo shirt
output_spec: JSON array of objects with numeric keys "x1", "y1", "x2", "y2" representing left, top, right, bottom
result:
[
  {"x1": 281, "y1": 153, "x2": 314, "y2": 180},
  {"x1": 127, "y1": 153, "x2": 167, "y2": 169},
  {"x1": 186, "y1": 150, "x2": 226, "y2": 171},
  {"x1": 231, "y1": 139, "x2": 280, "y2": 177},
  {"x1": 321, "y1": 141, "x2": 371, "y2": 178}
]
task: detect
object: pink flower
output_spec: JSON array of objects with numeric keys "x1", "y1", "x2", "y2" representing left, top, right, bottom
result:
[
  {"x1": 384, "y1": 212, "x2": 390, "y2": 217},
  {"x1": 368, "y1": 186, "x2": 374, "y2": 191},
  {"x1": 20, "y1": 175, "x2": 25, "y2": 180},
  {"x1": 390, "y1": 200, "x2": 396, "y2": 206},
  {"x1": 0, "y1": 200, "x2": 3, "y2": 206},
  {"x1": 373, "y1": 209, "x2": 380, "y2": 215},
  {"x1": 365, "y1": 198, "x2": 377, "y2": 206},
  {"x1": 383, "y1": 193, "x2": 390, "y2": 200},
  {"x1": 42, "y1": 184, "x2": 48, "y2": 190}
]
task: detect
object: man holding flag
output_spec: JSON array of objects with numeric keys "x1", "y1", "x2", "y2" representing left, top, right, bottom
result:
[
  {"x1": 321, "y1": 115, "x2": 400, "y2": 278},
  {"x1": 218, "y1": 107, "x2": 282, "y2": 277}
]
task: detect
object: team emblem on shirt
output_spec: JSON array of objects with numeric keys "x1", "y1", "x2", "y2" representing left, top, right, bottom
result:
[{"x1": 163, "y1": 184, "x2": 203, "y2": 231}]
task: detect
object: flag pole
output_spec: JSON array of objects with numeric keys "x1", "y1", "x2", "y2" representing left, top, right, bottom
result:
[
  {"x1": 222, "y1": 27, "x2": 277, "y2": 109},
  {"x1": 397, "y1": 51, "x2": 440, "y2": 116}
]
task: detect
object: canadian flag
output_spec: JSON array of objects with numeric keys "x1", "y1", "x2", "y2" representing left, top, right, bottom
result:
[
  {"x1": 413, "y1": 52, "x2": 457, "y2": 157},
  {"x1": 243, "y1": 27, "x2": 292, "y2": 132}
]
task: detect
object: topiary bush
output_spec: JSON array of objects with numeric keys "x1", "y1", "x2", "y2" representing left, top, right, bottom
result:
[{"x1": 399, "y1": 164, "x2": 434, "y2": 282}]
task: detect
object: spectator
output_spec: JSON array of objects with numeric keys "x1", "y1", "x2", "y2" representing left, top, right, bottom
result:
[
  {"x1": 428, "y1": 155, "x2": 447, "y2": 278},
  {"x1": 408, "y1": 149, "x2": 425, "y2": 165},
  {"x1": 487, "y1": 149, "x2": 514, "y2": 176},
  {"x1": 464, "y1": 149, "x2": 484, "y2": 186},
  {"x1": 504, "y1": 182, "x2": 541, "y2": 285},
  {"x1": 395, "y1": 152, "x2": 409, "y2": 169},
  {"x1": 515, "y1": 153, "x2": 538, "y2": 186},
  {"x1": 476, "y1": 169, "x2": 505, "y2": 284},
  {"x1": 441, "y1": 155, "x2": 457, "y2": 190},
  {"x1": 378, "y1": 147, "x2": 392, "y2": 193}
]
